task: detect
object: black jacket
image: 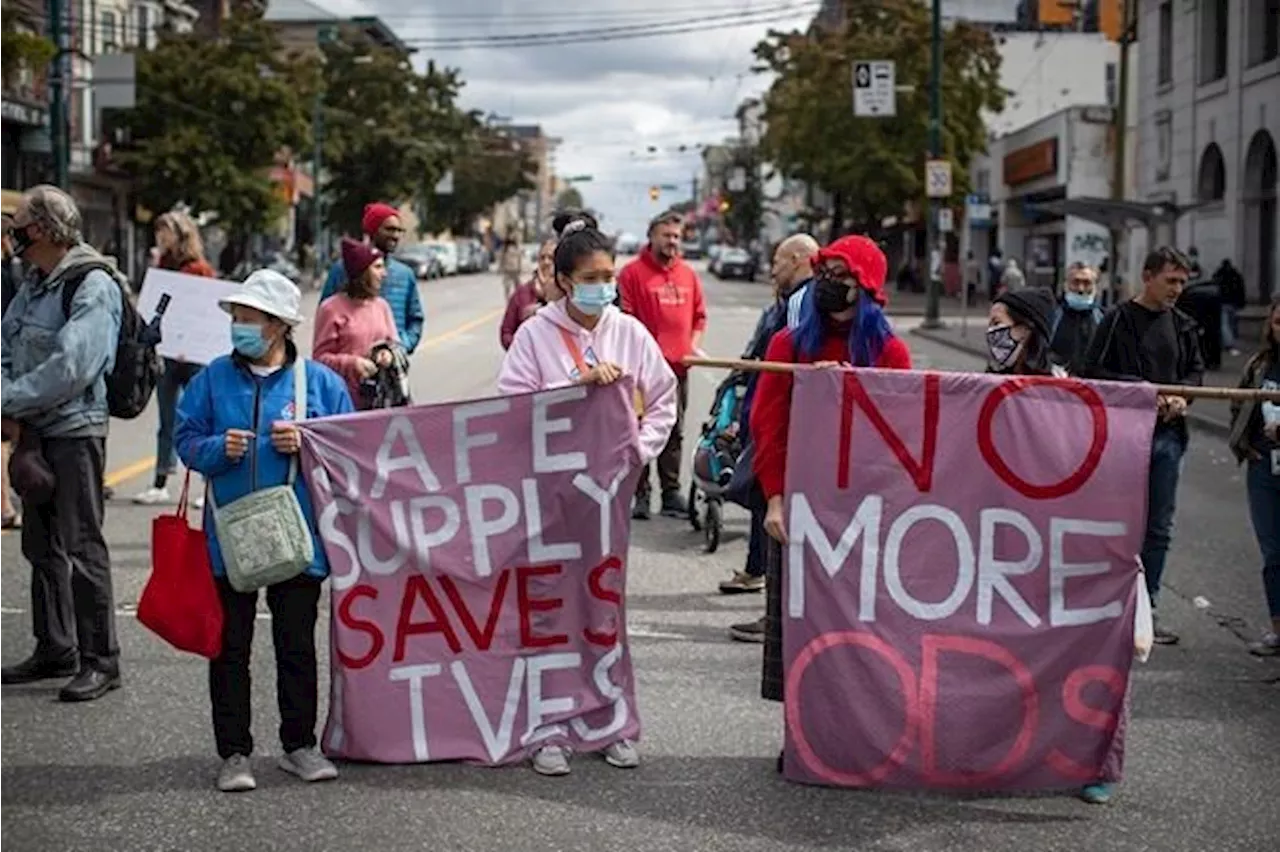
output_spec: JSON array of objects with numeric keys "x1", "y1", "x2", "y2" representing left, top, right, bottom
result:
[{"x1": 1083, "y1": 301, "x2": 1205, "y2": 387}]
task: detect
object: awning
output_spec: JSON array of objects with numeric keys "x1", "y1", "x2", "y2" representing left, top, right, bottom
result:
[{"x1": 1028, "y1": 197, "x2": 1199, "y2": 230}]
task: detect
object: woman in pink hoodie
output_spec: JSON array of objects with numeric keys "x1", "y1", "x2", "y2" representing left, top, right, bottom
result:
[
  {"x1": 496, "y1": 219, "x2": 678, "y2": 777},
  {"x1": 313, "y1": 238, "x2": 401, "y2": 409}
]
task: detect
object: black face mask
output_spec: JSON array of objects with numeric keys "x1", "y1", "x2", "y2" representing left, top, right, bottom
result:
[
  {"x1": 814, "y1": 275, "x2": 855, "y2": 315},
  {"x1": 7, "y1": 224, "x2": 36, "y2": 258}
]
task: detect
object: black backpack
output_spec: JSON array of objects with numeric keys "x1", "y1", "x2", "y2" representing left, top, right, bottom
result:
[{"x1": 60, "y1": 262, "x2": 160, "y2": 420}]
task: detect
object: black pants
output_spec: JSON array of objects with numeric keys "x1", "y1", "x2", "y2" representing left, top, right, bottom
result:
[
  {"x1": 210, "y1": 574, "x2": 321, "y2": 759},
  {"x1": 21, "y1": 436, "x2": 118, "y2": 672},
  {"x1": 638, "y1": 372, "x2": 689, "y2": 499}
]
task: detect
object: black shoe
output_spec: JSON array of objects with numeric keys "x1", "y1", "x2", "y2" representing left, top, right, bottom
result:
[
  {"x1": 660, "y1": 490, "x2": 688, "y2": 518},
  {"x1": 1, "y1": 653, "x2": 78, "y2": 685},
  {"x1": 729, "y1": 616, "x2": 766, "y2": 643},
  {"x1": 632, "y1": 496, "x2": 651, "y2": 521},
  {"x1": 1153, "y1": 624, "x2": 1181, "y2": 645},
  {"x1": 58, "y1": 667, "x2": 121, "y2": 702}
]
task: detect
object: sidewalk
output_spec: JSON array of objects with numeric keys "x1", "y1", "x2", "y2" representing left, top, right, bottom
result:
[{"x1": 908, "y1": 321, "x2": 1247, "y2": 437}]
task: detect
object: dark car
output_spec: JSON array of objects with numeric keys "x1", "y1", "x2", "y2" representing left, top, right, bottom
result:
[
  {"x1": 715, "y1": 247, "x2": 756, "y2": 281},
  {"x1": 397, "y1": 245, "x2": 443, "y2": 280}
]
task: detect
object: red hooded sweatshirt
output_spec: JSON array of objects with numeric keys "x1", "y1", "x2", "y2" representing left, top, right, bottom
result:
[{"x1": 617, "y1": 246, "x2": 707, "y2": 376}]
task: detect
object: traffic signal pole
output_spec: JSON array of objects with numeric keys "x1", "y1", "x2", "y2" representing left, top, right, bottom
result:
[
  {"x1": 48, "y1": 0, "x2": 69, "y2": 189},
  {"x1": 922, "y1": 0, "x2": 943, "y2": 328}
]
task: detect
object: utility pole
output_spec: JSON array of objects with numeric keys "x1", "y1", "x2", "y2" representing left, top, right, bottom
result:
[
  {"x1": 1109, "y1": 0, "x2": 1134, "y2": 304},
  {"x1": 922, "y1": 0, "x2": 943, "y2": 328},
  {"x1": 48, "y1": 0, "x2": 69, "y2": 189}
]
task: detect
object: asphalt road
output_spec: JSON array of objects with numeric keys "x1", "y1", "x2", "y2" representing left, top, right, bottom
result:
[{"x1": 2, "y1": 264, "x2": 1276, "y2": 852}]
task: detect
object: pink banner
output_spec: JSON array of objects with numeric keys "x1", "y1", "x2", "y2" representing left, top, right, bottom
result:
[
  {"x1": 782, "y1": 369, "x2": 1156, "y2": 790},
  {"x1": 298, "y1": 384, "x2": 643, "y2": 764}
]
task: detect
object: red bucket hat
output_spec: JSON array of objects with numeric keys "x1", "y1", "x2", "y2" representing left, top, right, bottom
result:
[{"x1": 813, "y1": 235, "x2": 889, "y2": 306}]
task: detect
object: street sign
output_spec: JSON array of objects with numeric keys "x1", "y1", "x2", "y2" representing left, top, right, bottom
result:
[
  {"x1": 727, "y1": 167, "x2": 747, "y2": 193},
  {"x1": 965, "y1": 193, "x2": 992, "y2": 227},
  {"x1": 853, "y1": 60, "x2": 896, "y2": 118},
  {"x1": 938, "y1": 208, "x2": 954, "y2": 233},
  {"x1": 925, "y1": 159, "x2": 952, "y2": 198}
]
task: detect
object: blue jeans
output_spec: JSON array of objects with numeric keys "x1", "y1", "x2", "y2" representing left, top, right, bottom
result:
[
  {"x1": 1221, "y1": 304, "x2": 1240, "y2": 350},
  {"x1": 155, "y1": 360, "x2": 200, "y2": 487},
  {"x1": 1246, "y1": 459, "x2": 1280, "y2": 619},
  {"x1": 1142, "y1": 427, "x2": 1188, "y2": 605}
]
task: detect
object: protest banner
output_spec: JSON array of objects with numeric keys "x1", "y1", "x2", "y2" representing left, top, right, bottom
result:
[
  {"x1": 298, "y1": 383, "x2": 643, "y2": 765},
  {"x1": 781, "y1": 368, "x2": 1155, "y2": 791},
  {"x1": 137, "y1": 268, "x2": 241, "y2": 365}
]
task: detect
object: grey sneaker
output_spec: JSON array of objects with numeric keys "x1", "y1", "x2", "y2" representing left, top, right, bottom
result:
[
  {"x1": 532, "y1": 745, "x2": 571, "y2": 776},
  {"x1": 603, "y1": 739, "x2": 639, "y2": 769},
  {"x1": 217, "y1": 755, "x2": 256, "y2": 793},
  {"x1": 278, "y1": 747, "x2": 338, "y2": 783},
  {"x1": 719, "y1": 571, "x2": 765, "y2": 594},
  {"x1": 729, "y1": 616, "x2": 766, "y2": 643},
  {"x1": 1248, "y1": 632, "x2": 1280, "y2": 657}
]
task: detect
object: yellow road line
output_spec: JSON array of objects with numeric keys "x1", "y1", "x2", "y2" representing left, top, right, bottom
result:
[{"x1": 87, "y1": 306, "x2": 505, "y2": 492}]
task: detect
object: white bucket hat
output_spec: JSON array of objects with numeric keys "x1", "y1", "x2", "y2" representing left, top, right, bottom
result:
[{"x1": 219, "y1": 269, "x2": 304, "y2": 327}]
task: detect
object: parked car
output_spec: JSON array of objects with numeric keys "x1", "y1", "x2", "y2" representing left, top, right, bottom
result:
[
  {"x1": 427, "y1": 241, "x2": 459, "y2": 275},
  {"x1": 707, "y1": 244, "x2": 729, "y2": 276},
  {"x1": 397, "y1": 245, "x2": 443, "y2": 280},
  {"x1": 458, "y1": 239, "x2": 487, "y2": 273},
  {"x1": 680, "y1": 240, "x2": 704, "y2": 260},
  {"x1": 615, "y1": 233, "x2": 642, "y2": 255},
  {"x1": 715, "y1": 247, "x2": 756, "y2": 281}
]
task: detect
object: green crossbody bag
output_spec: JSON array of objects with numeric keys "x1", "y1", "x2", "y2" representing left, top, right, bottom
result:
[{"x1": 211, "y1": 361, "x2": 315, "y2": 593}]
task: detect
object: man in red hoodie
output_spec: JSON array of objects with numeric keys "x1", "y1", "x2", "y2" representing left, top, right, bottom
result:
[{"x1": 618, "y1": 209, "x2": 707, "y2": 519}]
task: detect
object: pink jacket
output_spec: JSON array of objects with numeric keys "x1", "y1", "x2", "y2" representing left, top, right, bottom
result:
[
  {"x1": 497, "y1": 300, "x2": 678, "y2": 464},
  {"x1": 312, "y1": 293, "x2": 400, "y2": 408}
]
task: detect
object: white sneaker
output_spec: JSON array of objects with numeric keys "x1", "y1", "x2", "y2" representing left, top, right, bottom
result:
[
  {"x1": 278, "y1": 746, "x2": 338, "y2": 782},
  {"x1": 132, "y1": 486, "x2": 171, "y2": 505},
  {"x1": 217, "y1": 754, "x2": 256, "y2": 793},
  {"x1": 532, "y1": 745, "x2": 571, "y2": 776},
  {"x1": 603, "y1": 739, "x2": 639, "y2": 769}
]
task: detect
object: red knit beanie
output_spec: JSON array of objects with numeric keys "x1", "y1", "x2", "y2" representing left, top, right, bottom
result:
[
  {"x1": 341, "y1": 237, "x2": 381, "y2": 281},
  {"x1": 361, "y1": 202, "x2": 399, "y2": 237}
]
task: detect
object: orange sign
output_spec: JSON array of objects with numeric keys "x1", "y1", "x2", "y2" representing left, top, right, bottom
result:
[{"x1": 1003, "y1": 138, "x2": 1059, "y2": 187}]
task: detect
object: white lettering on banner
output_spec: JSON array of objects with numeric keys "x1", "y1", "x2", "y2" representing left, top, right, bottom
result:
[
  {"x1": 532, "y1": 387, "x2": 589, "y2": 474},
  {"x1": 409, "y1": 496, "x2": 463, "y2": 569},
  {"x1": 372, "y1": 416, "x2": 442, "y2": 499},
  {"x1": 883, "y1": 505, "x2": 976, "y2": 621},
  {"x1": 321, "y1": 498, "x2": 361, "y2": 592},
  {"x1": 390, "y1": 663, "x2": 444, "y2": 762},
  {"x1": 787, "y1": 493, "x2": 1128, "y2": 627},
  {"x1": 451, "y1": 659, "x2": 525, "y2": 762},
  {"x1": 310, "y1": 437, "x2": 361, "y2": 500},
  {"x1": 569, "y1": 644, "x2": 629, "y2": 742},
  {"x1": 454, "y1": 399, "x2": 510, "y2": 485},
  {"x1": 521, "y1": 478, "x2": 583, "y2": 563},
  {"x1": 357, "y1": 501, "x2": 412, "y2": 576},
  {"x1": 521, "y1": 653, "x2": 582, "y2": 748},
  {"x1": 464, "y1": 485, "x2": 521, "y2": 578},
  {"x1": 978, "y1": 509, "x2": 1043, "y2": 628},
  {"x1": 1050, "y1": 519, "x2": 1128, "y2": 626},
  {"x1": 572, "y1": 468, "x2": 630, "y2": 554},
  {"x1": 788, "y1": 493, "x2": 883, "y2": 620}
]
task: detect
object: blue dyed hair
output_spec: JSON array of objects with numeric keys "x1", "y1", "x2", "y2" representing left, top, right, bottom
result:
[{"x1": 794, "y1": 283, "x2": 893, "y2": 367}]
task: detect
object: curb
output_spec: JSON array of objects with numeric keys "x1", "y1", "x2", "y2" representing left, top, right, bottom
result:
[{"x1": 908, "y1": 327, "x2": 1233, "y2": 439}]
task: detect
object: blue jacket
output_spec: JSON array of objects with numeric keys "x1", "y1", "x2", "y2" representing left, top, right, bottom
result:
[
  {"x1": 321, "y1": 255, "x2": 424, "y2": 352},
  {"x1": 1, "y1": 244, "x2": 124, "y2": 438},
  {"x1": 175, "y1": 350, "x2": 354, "y2": 579}
]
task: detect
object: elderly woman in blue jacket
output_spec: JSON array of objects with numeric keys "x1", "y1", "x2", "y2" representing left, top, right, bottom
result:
[{"x1": 175, "y1": 269, "x2": 353, "y2": 794}]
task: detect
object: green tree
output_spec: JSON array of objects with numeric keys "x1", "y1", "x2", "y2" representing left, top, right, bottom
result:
[
  {"x1": 556, "y1": 186, "x2": 584, "y2": 211},
  {"x1": 320, "y1": 37, "x2": 468, "y2": 235},
  {"x1": 1, "y1": 2, "x2": 56, "y2": 86},
  {"x1": 117, "y1": 6, "x2": 312, "y2": 259},
  {"x1": 753, "y1": 0, "x2": 1004, "y2": 237},
  {"x1": 424, "y1": 122, "x2": 535, "y2": 235}
]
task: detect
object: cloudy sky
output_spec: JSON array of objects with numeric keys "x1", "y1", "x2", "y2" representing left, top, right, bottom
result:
[{"x1": 270, "y1": 0, "x2": 820, "y2": 237}]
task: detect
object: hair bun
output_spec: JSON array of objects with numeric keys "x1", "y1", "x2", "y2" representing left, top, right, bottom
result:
[{"x1": 562, "y1": 219, "x2": 589, "y2": 236}]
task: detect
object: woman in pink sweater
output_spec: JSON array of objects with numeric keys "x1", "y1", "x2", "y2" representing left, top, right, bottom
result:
[
  {"x1": 496, "y1": 220, "x2": 677, "y2": 779},
  {"x1": 313, "y1": 238, "x2": 401, "y2": 409}
]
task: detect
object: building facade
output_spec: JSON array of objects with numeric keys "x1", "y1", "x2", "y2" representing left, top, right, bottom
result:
[{"x1": 1135, "y1": 0, "x2": 1279, "y2": 303}]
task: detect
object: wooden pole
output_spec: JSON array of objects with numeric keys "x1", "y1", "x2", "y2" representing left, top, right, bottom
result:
[{"x1": 683, "y1": 356, "x2": 1280, "y2": 403}]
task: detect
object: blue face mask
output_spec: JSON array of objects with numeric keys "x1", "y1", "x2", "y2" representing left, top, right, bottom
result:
[
  {"x1": 570, "y1": 282, "x2": 616, "y2": 315},
  {"x1": 231, "y1": 322, "x2": 270, "y2": 359},
  {"x1": 1064, "y1": 291, "x2": 1096, "y2": 311}
]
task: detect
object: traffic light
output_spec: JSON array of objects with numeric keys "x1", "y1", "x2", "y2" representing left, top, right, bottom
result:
[
  {"x1": 648, "y1": 186, "x2": 660, "y2": 201},
  {"x1": 719, "y1": 199, "x2": 731, "y2": 213}
]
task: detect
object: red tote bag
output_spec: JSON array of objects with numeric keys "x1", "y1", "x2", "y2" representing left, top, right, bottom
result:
[{"x1": 138, "y1": 473, "x2": 224, "y2": 659}]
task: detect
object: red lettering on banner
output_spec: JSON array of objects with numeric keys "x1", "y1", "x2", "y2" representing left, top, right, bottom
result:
[
  {"x1": 438, "y1": 570, "x2": 510, "y2": 652},
  {"x1": 784, "y1": 631, "x2": 921, "y2": 786},
  {"x1": 336, "y1": 584, "x2": 384, "y2": 670},
  {"x1": 838, "y1": 372, "x2": 940, "y2": 493},
  {"x1": 918, "y1": 634, "x2": 1039, "y2": 787},
  {"x1": 516, "y1": 564, "x2": 569, "y2": 649},
  {"x1": 1045, "y1": 665, "x2": 1126, "y2": 781},
  {"x1": 584, "y1": 556, "x2": 622, "y2": 647},
  {"x1": 977, "y1": 378, "x2": 1108, "y2": 500},
  {"x1": 394, "y1": 575, "x2": 463, "y2": 660}
]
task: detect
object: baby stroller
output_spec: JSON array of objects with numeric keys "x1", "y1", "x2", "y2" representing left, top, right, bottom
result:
[{"x1": 688, "y1": 371, "x2": 751, "y2": 553}]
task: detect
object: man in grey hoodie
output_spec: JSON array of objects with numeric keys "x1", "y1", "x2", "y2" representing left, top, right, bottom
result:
[{"x1": 1, "y1": 185, "x2": 124, "y2": 702}]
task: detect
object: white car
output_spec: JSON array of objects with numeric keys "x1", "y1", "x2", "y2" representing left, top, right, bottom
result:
[{"x1": 427, "y1": 241, "x2": 459, "y2": 275}]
